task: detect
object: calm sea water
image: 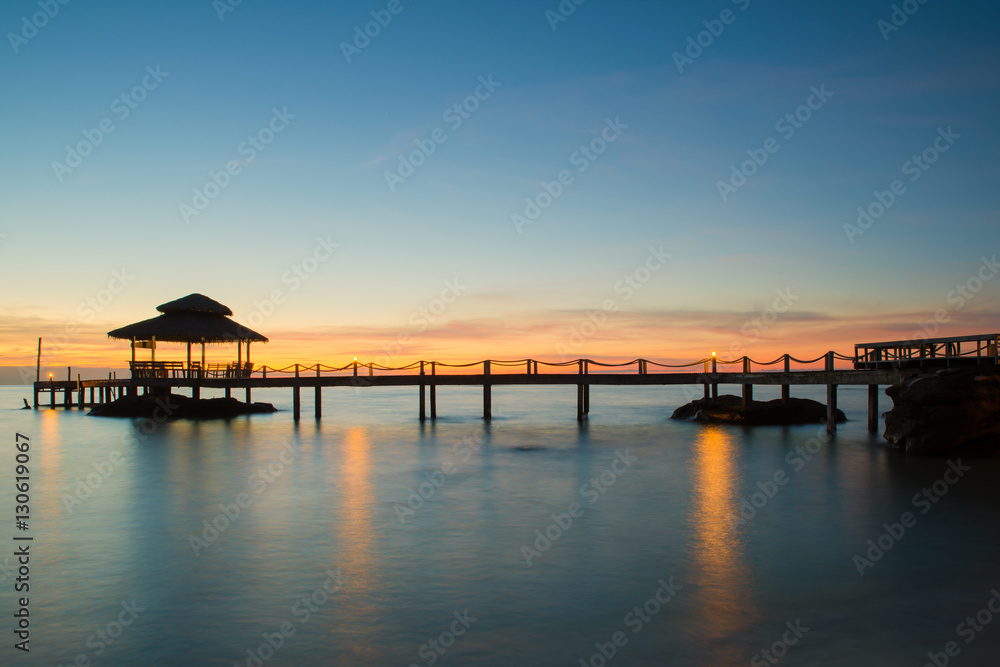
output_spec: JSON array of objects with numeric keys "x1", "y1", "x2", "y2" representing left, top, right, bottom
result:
[{"x1": 0, "y1": 383, "x2": 998, "y2": 666}]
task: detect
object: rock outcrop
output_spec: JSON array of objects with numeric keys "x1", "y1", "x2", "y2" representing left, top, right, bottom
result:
[
  {"x1": 671, "y1": 394, "x2": 845, "y2": 426},
  {"x1": 89, "y1": 393, "x2": 277, "y2": 420},
  {"x1": 884, "y1": 366, "x2": 1000, "y2": 455}
]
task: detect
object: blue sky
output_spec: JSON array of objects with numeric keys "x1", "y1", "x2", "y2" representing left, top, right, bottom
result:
[{"x1": 1, "y1": 0, "x2": 997, "y2": 369}]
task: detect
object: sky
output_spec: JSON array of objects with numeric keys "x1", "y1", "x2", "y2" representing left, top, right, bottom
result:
[{"x1": 1, "y1": 0, "x2": 998, "y2": 380}]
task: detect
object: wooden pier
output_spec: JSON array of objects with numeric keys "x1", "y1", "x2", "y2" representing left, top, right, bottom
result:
[
  {"x1": 855, "y1": 333, "x2": 999, "y2": 370},
  {"x1": 31, "y1": 335, "x2": 999, "y2": 433}
]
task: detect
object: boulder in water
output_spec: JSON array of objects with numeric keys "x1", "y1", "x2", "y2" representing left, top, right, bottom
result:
[
  {"x1": 89, "y1": 393, "x2": 277, "y2": 420},
  {"x1": 883, "y1": 366, "x2": 1000, "y2": 455},
  {"x1": 671, "y1": 394, "x2": 845, "y2": 426}
]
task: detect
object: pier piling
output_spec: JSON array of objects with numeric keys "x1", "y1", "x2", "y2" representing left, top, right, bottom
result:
[
  {"x1": 867, "y1": 384, "x2": 879, "y2": 432},
  {"x1": 483, "y1": 360, "x2": 491, "y2": 421}
]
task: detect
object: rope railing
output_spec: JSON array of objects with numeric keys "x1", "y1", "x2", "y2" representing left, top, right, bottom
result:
[{"x1": 246, "y1": 350, "x2": 858, "y2": 378}]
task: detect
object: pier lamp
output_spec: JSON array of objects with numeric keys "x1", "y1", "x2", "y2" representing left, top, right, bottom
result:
[
  {"x1": 48, "y1": 373, "x2": 53, "y2": 384},
  {"x1": 353, "y1": 356, "x2": 358, "y2": 377}
]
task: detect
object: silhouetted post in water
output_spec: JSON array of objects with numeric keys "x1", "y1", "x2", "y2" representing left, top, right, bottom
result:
[
  {"x1": 419, "y1": 361, "x2": 426, "y2": 422},
  {"x1": 703, "y1": 359, "x2": 710, "y2": 399},
  {"x1": 711, "y1": 353, "x2": 718, "y2": 399},
  {"x1": 34, "y1": 339, "x2": 42, "y2": 408},
  {"x1": 782, "y1": 354, "x2": 791, "y2": 402},
  {"x1": 293, "y1": 364, "x2": 301, "y2": 421},
  {"x1": 742, "y1": 357, "x2": 753, "y2": 407},
  {"x1": 430, "y1": 362, "x2": 437, "y2": 419},
  {"x1": 483, "y1": 360, "x2": 492, "y2": 420},
  {"x1": 868, "y1": 384, "x2": 879, "y2": 431},
  {"x1": 577, "y1": 360, "x2": 590, "y2": 421},
  {"x1": 826, "y1": 351, "x2": 838, "y2": 434},
  {"x1": 315, "y1": 366, "x2": 321, "y2": 419}
]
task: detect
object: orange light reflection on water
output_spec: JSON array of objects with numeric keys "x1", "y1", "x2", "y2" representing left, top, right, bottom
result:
[
  {"x1": 690, "y1": 424, "x2": 756, "y2": 659},
  {"x1": 336, "y1": 426, "x2": 376, "y2": 604}
]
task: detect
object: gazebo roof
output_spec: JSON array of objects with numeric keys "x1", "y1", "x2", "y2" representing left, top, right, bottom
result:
[
  {"x1": 107, "y1": 294, "x2": 267, "y2": 344},
  {"x1": 156, "y1": 293, "x2": 233, "y2": 316}
]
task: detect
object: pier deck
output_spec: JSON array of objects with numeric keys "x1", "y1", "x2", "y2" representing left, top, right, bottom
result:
[{"x1": 30, "y1": 335, "x2": 999, "y2": 433}]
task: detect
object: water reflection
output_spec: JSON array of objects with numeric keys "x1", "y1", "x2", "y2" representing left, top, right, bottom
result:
[
  {"x1": 335, "y1": 427, "x2": 376, "y2": 618},
  {"x1": 689, "y1": 425, "x2": 755, "y2": 661}
]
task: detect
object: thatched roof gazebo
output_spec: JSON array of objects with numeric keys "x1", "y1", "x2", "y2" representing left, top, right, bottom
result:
[{"x1": 108, "y1": 294, "x2": 267, "y2": 377}]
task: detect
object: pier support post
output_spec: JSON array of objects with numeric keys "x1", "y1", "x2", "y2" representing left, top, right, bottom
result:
[
  {"x1": 577, "y1": 360, "x2": 590, "y2": 421},
  {"x1": 225, "y1": 387, "x2": 231, "y2": 399},
  {"x1": 293, "y1": 364, "x2": 301, "y2": 421},
  {"x1": 742, "y1": 358, "x2": 753, "y2": 407},
  {"x1": 711, "y1": 356, "x2": 718, "y2": 399},
  {"x1": 315, "y1": 386, "x2": 322, "y2": 419},
  {"x1": 419, "y1": 361, "x2": 426, "y2": 422},
  {"x1": 77, "y1": 388, "x2": 84, "y2": 410},
  {"x1": 782, "y1": 354, "x2": 790, "y2": 402},
  {"x1": 483, "y1": 360, "x2": 491, "y2": 421},
  {"x1": 826, "y1": 352, "x2": 837, "y2": 434},
  {"x1": 867, "y1": 384, "x2": 879, "y2": 432},
  {"x1": 430, "y1": 362, "x2": 437, "y2": 420},
  {"x1": 246, "y1": 387, "x2": 252, "y2": 403}
]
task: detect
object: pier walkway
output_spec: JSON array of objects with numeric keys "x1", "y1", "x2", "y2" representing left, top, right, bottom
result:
[{"x1": 31, "y1": 334, "x2": 999, "y2": 433}]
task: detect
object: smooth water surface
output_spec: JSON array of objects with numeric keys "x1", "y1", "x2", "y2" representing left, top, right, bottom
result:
[{"x1": 0, "y1": 384, "x2": 998, "y2": 666}]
